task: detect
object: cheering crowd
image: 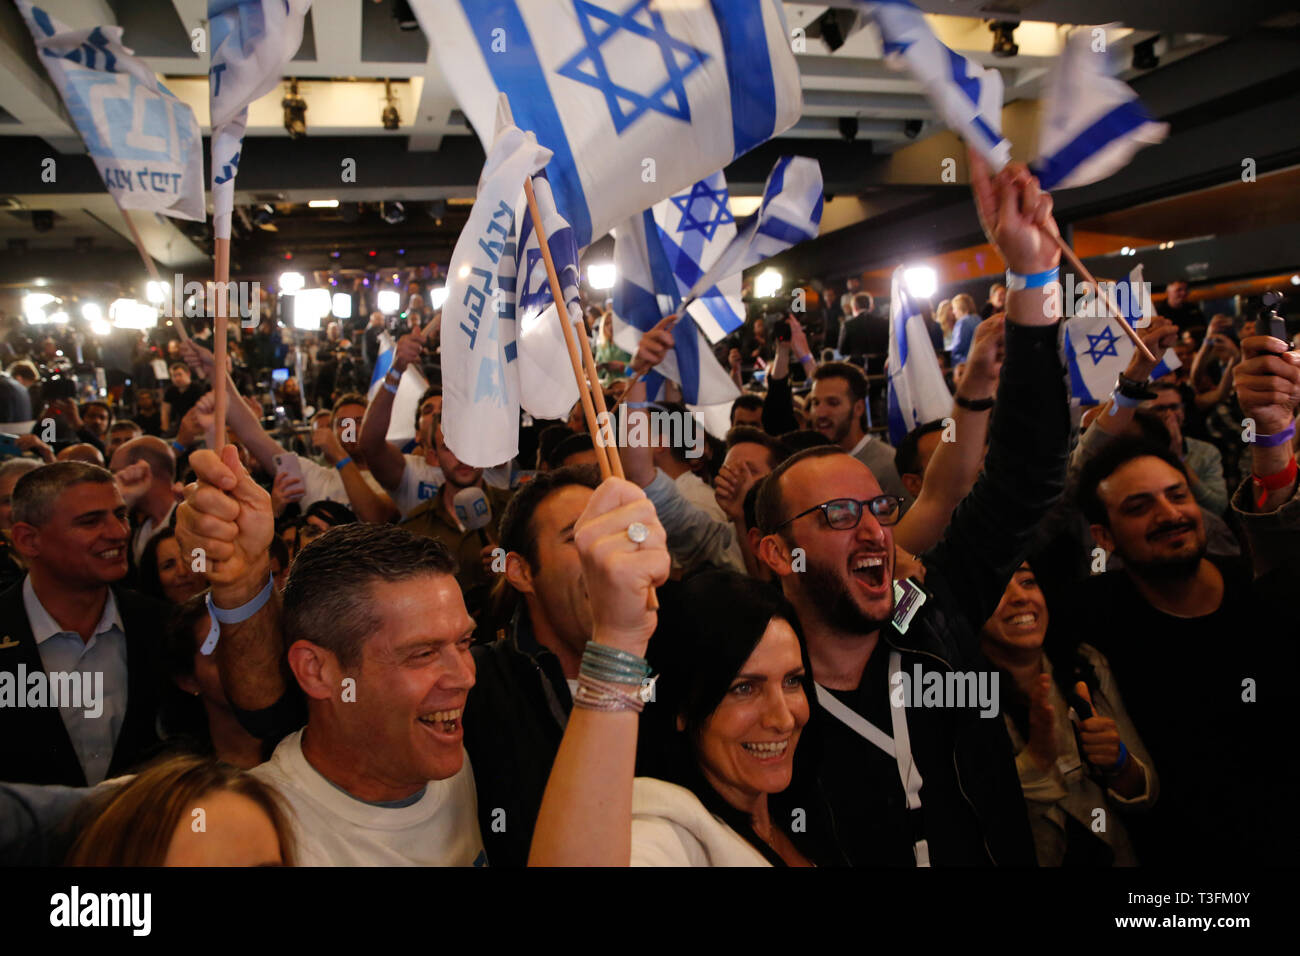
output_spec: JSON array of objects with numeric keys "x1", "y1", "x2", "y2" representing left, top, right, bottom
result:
[{"x1": 1, "y1": 160, "x2": 1296, "y2": 868}]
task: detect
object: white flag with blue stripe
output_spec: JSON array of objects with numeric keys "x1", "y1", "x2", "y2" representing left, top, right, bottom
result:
[
  {"x1": 441, "y1": 115, "x2": 551, "y2": 467},
  {"x1": 368, "y1": 331, "x2": 430, "y2": 444},
  {"x1": 859, "y1": 0, "x2": 1012, "y2": 171},
  {"x1": 17, "y1": 3, "x2": 205, "y2": 222},
  {"x1": 513, "y1": 168, "x2": 585, "y2": 421},
  {"x1": 1064, "y1": 264, "x2": 1179, "y2": 405},
  {"x1": 417, "y1": 0, "x2": 802, "y2": 249},
  {"x1": 1032, "y1": 28, "x2": 1168, "y2": 191},
  {"x1": 674, "y1": 155, "x2": 824, "y2": 342},
  {"x1": 886, "y1": 266, "x2": 951, "y2": 445},
  {"x1": 208, "y1": 0, "x2": 311, "y2": 239},
  {"x1": 611, "y1": 210, "x2": 739, "y2": 411}
]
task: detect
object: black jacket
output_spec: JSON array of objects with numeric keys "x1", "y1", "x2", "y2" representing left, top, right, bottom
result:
[
  {"x1": 809, "y1": 321, "x2": 1069, "y2": 866},
  {"x1": 0, "y1": 582, "x2": 167, "y2": 786},
  {"x1": 464, "y1": 612, "x2": 572, "y2": 868}
]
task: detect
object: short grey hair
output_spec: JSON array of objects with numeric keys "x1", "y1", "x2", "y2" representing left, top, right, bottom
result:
[
  {"x1": 0, "y1": 458, "x2": 42, "y2": 487},
  {"x1": 11, "y1": 461, "x2": 116, "y2": 527}
]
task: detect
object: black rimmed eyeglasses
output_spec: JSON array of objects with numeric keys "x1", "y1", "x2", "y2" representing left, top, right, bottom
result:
[{"x1": 771, "y1": 495, "x2": 903, "y2": 532}]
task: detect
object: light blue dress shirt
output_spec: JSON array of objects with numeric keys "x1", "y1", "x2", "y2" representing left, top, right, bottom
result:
[{"x1": 21, "y1": 577, "x2": 128, "y2": 785}]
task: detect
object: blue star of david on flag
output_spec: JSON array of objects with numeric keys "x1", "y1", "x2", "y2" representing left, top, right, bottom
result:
[
  {"x1": 1085, "y1": 326, "x2": 1121, "y2": 365},
  {"x1": 669, "y1": 180, "x2": 734, "y2": 240},
  {"x1": 556, "y1": 0, "x2": 709, "y2": 135}
]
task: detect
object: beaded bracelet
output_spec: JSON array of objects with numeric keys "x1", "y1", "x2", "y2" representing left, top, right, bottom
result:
[{"x1": 573, "y1": 674, "x2": 649, "y2": 713}]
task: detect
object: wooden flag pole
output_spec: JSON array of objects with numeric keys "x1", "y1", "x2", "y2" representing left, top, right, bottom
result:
[
  {"x1": 211, "y1": 237, "x2": 230, "y2": 451},
  {"x1": 1053, "y1": 233, "x2": 1156, "y2": 363},
  {"x1": 119, "y1": 206, "x2": 189, "y2": 342},
  {"x1": 521, "y1": 176, "x2": 623, "y2": 480}
]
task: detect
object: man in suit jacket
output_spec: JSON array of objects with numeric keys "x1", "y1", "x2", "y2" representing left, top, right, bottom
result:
[
  {"x1": 0, "y1": 462, "x2": 165, "y2": 786},
  {"x1": 837, "y1": 292, "x2": 888, "y2": 374}
]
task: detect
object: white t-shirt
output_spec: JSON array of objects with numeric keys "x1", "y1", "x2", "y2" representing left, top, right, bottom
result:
[
  {"x1": 297, "y1": 455, "x2": 389, "y2": 512},
  {"x1": 391, "y1": 455, "x2": 516, "y2": 518},
  {"x1": 250, "y1": 729, "x2": 487, "y2": 867}
]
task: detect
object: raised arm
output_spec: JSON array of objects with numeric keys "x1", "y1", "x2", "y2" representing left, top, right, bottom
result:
[
  {"x1": 359, "y1": 331, "x2": 425, "y2": 491},
  {"x1": 922, "y1": 151, "x2": 1070, "y2": 630},
  {"x1": 529, "y1": 478, "x2": 670, "y2": 866},
  {"x1": 179, "y1": 339, "x2": 284, "y2": 473},
  {"x1": 894, "y1": 315, "x2": 1001, "y2": 555},
  {"x1": 175, "y1": 447, "x2": 289, "y2": 713}
]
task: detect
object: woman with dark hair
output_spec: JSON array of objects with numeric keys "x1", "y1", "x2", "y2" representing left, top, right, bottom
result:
[
  {"x1": 980, "y1": 562, "x2": 1157, "y2": 865},
  {"x1": 159, "y1": 595, "x2": 272, "y2": 769},
  {"x1": 531, "y1": 531, "x2": 835, "y2": 866},
  {"x1": 138, "y1": 527, "x2": 205, "y2": 605},
  {"x1": 65, "y1": 753, "x2": 295, "y2": 866}
]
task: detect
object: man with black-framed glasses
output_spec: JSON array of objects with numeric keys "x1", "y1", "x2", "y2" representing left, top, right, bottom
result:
[{"x1": 751, "y1": 153, "x2": 1071, "y2": 866}]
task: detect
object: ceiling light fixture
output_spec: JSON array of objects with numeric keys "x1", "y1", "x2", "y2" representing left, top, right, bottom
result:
[
  {"x1": 282, "y1": 79, "x2": 307, "y2": 138},
  {"x1": 382, "y1": 79, "x2": 401, "y2": 130}
]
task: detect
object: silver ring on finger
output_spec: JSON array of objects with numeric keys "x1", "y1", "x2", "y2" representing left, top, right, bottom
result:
[{"x1": 626, "y1": 521, "x2": 648, "y2": 546}]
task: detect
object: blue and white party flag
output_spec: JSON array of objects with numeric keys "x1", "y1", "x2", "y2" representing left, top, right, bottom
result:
[
  {"x1": 675, "y1": 156, "x2": 823, "y2": 341},
  {"x1": 886, "y1": 266, "x2": 951, "y2": 445},
  {"x1": 17, "y1": 2, "x2": 205, "y2": 221},
  {"x1": 417, "y1": 0, "x2": 802, "y2": 248},
  {"x1": 1064, "y1": 264, "x2": 1179, "y2": 405},
  {"x1": 440, "y1": 106, "x2": 551, "y2": 466},
  {"x1": 208, "y1": 0, "x2": 311, "y2": 239},
  {"x1": 610, "y1": 210, "x2": 739, "y2": 411},
  {"x1": 858, "y1": 0, "x2": 1012, "y2": 171},
  {"x1": 1031, "y1": 28, "x2": 1168, "y2": 191}
]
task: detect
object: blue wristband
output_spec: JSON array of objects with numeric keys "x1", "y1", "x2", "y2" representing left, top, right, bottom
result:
[
  {"x1": 1104, "y1": 741, "x2": 1130, "y2": 775},
  {"x1": 1006, "y1": 266, "x2": 1060, "y2": 290},
  {"x1": 335, "y1": 456, "x2": 353, "y2": 470},
  {"x1": 1107, "y1": 390, "x2": 1144, "y2": 414},
  {"x1": 1254, "y1": 422, "x2": 1296, "y2": 447},
  {"x1": 202, "y1": 573, "x2": 274, "y2": 656},
  {"x1": 172, "y1": 440, "x2": 187, "y2": 454}
]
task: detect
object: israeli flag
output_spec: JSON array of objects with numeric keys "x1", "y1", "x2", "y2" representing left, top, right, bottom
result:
[
  {"x1": 1064, "y1": 264, "x2": 1179, "y2": 405},
  {"x1": 208, "y1": 0, "x2": 311, "y2": 239},
  {"x1": 417, "y1": 0, "x2": 802, "y2": 248},
  {"x1": 513, "y1": 168, "x2": 586, "y2": 421},
  {"x1": 17, "y1": 3, "x2": 205, "y2": 221},
  {"x1": 368, "y1": 331, "x2": 431, "y2": 445},
  {"x1": 886, "y1": 266, "x2": 951, "y2": 445},
  {"x1": 675, "y1": 156, "x2": 824, "y2": 342},
  {"x1": 440, "y1": 110, "x2": 551, "y2": 467},
  {"x1": 859, "y1": 1, "x2": 1012, "y2": 171},
  {"x1": 611, "y1": 210, "x2": 739, "y2": 411},
  {"x1": 1032, "y1": 28, "x2": 1168, "y2": 191}
]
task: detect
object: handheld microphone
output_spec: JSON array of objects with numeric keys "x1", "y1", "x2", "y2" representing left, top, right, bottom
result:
[{"x1": 453, "y1": 486, "x2": 492, "y2": 546}]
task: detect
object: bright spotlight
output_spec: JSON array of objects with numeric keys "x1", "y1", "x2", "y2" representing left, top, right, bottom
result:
[
  {"x1": 429, "y1": 286, "x2": 449, "y2": 310},
  {"x1": 755, "y1": 268, "x2": 783, "y2": 298},
  {"x1": 110, "y1": 298, "x2": 160, "y2": 329},
  {"x1": 308, "y1": 199, "x2": 340, "y2": 208},
  {"x1": 279, "y1": 271, "x2": 305, "y2": 293},
  {"x1": 50, "y1": 311, "x2": 69, "y2": 324},
  {"x1": 377, "y1": 290, "x2": 401, "y2": 315},
  {"x1": 90, "y1": 318, "x2": 112, "y2": 336},
  {"x1": 903, "y1": 266, "x2": 938, "y2": 300},
  {"x1": 81, "y1": 302, "x2": 103, "y2": 322},
  {"x1": 1290, "y1": 275, "x2": 1300, "y2": 286},
  {"x1": 586, "y1": 262, "x2": 617, "y2": 290},
  {"x1": 291, "y1": 289, "x2": 331, "y2": 330},
  {"x1": 23, "y1": 292, "x2": 57, "y2": 323},
  {"x1": 146, "y1": 281, "x2": 167, "y2": 304},
  {"x1": 331, "y1": 292, "x2": 353, "y2": 319}
]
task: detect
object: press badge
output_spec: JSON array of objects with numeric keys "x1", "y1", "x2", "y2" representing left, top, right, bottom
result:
[{"x1": 891, "y1": 578, "x2": 927, "y2": 634}]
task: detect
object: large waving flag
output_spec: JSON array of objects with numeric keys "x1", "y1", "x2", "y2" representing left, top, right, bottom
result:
[
  {"x1": 1032, "y1": 28, "x2": 1168, "y2": 191},
  {"x1": 674, "y1": 156, "x2": 823, "y2": 341},
  {"x1": 416, "y1": 0, "x2": 802, "y2": 248},
  {"x1": 886, "y1": 266, "x2": 951, "y2": 445},
  {"x1": 441, "y1": 113, "x2": 551, "y2": 467},
  {"x1": 611, "y1": 210, "x2": 739, "y2": 412},
  {"x1": 208, "y1": 0, "x2": 311, "y2": 239},
  {"x1": 17, "y1": 2, "x2": 204, "y2": 221},
  {"x1": 859, "y1": 1, "x2": 1012, "y2": 171},
  {"x1": 1064, "y1": 264, "x2": 1179, "y2": 405}
]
